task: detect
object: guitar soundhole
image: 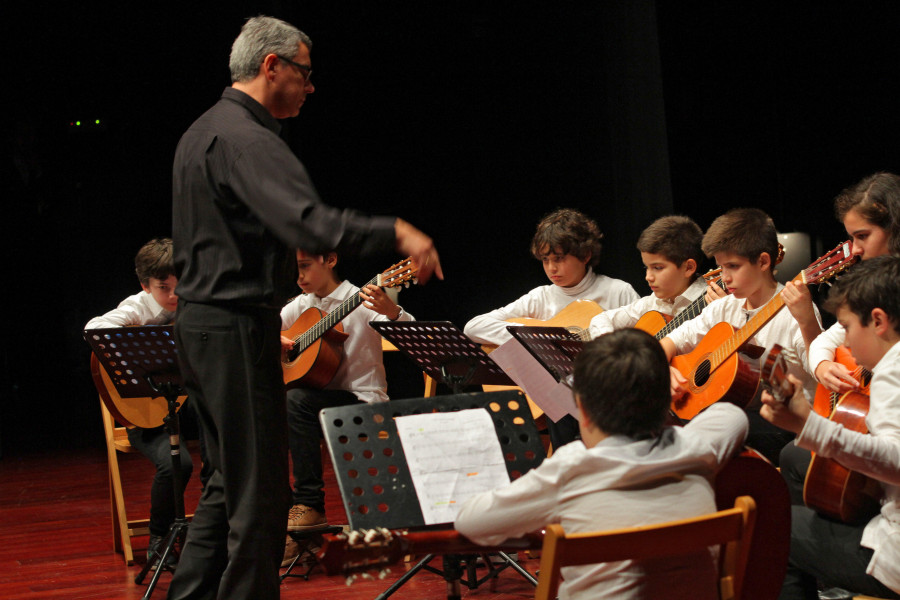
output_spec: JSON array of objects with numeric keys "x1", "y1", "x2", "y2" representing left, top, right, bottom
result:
[{"x1": 693, "y1": 359, "x2": 712, "y2": 387}]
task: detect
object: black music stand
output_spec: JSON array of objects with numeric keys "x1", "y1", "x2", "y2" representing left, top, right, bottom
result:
[
  {"x1": 320, "y1": 391, "x2": 544, "y2": 600},
  {"x1": 506, "y1": 325, "x2": 584, "y2": 383},
  {"x1": 369, "y1": 321, "x2": 514, "y2": 394},
  {"x1": 83, "y1": 326, "x2": 188, "y2": 600}
]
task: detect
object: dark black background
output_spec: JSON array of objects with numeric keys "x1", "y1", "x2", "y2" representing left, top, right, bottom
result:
[{"x1": 3, "y1": 2, "x2": 899, "y2": 456}]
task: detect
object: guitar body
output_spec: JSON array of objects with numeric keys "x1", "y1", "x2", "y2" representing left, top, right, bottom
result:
[
  {"x1": 90, "y1": 353, "x2": 184, "y2": 429},
  {"x1": 634, "y1": 310, "x2": 671, "y2": 336},
  {"x1": 506, "y1": 298, "x2": 604, "y2": 332},
  {"x1": 812, "y1": 346, "x2": 869, "y2": 417},
  {"x1": 670, "y1": 321, "x2": 761, "y2": 420},
  {"x1": 282, "y1": 307, "x2": 349, "y2": 389},
  {"x1": 803, "y1": 391, "x2": 882, "y2": 523}
]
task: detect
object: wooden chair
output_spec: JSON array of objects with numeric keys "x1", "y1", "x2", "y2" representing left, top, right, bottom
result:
[
  {"x1": 533, "y1": 495, "x2": 757, "y2": 600},
  {"x1": 98, "y1": 398, "x2": 149, "y2": 565},
  {"x1": 91, "y1": 354, "x2": 190, "y2": 565}
]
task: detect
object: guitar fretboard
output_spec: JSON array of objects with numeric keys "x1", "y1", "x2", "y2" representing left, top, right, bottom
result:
[
  {"x1": 655, "y1": 278, "x2": 727, "y2": 340},
  {"x1": 706, "y1": 274, "x2": 802, "y2": 373},
  {"x1": 292, "y1": 274, "x2": 379, "y2": 354}
]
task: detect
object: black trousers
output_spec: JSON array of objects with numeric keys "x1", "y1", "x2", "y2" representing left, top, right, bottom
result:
[
  {"x1": 777, "y1": 444, "x2": 900, "y2": 600},
  {"x1": 126, "y1": 425, "x2": 193, "y2": 537},
  {"x1": 286, "y1": 387, "x2": 361, "y2": 512},
  {"x1": 167, "y1": 301, "x2": 291, "y2": 600}
]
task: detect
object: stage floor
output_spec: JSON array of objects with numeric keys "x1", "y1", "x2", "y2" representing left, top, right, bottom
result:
[{"x1": 0, "y1": 445, "x2": 538, "y2": 599}]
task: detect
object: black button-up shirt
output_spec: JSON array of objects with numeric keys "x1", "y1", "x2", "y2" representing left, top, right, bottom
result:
[{"x1": 172, "y1": 87, "x2": 396, "y2": 308}]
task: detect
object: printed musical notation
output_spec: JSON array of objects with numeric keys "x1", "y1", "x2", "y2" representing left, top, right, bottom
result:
[{"x1": 396, "y1": 409, "x2": 510, "y2": 525}]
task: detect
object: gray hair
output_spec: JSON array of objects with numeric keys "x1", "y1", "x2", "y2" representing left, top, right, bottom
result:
[{"x1": 229, "y1": 16, "x2": 313, "y2": 83}]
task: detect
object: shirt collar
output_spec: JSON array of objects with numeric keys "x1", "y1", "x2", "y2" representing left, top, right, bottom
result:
[
  {"x1": 558, "y1": 267, "x2": 597, "y2": 297},
  {"x1": 221, "y1": 87, "x2": 282, "y2": 136},
  {"x1": 144, "y1": 292, "x2": 174, "y2": 323},
  {"x1": 873, "y1": 339, "x2": 900, "y2": 374}
]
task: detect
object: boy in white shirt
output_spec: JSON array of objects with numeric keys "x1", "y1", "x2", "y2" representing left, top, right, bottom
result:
[
  {"x1": 279, "y1": 249, "x2": 413, "y2": 563},
  {"x1": 85, "y1": 238, "x2": 202, "y2": 568},
  {"x1": 455, "y1": 328, "x2": 749, "y2": 600},
  {"x1": 588, "y1": 215, "x2": 718, "y2": 339},
  {"x1": 661, "y1": 208, "x2": 822, "y2": 464},
  {"x1": 464, "y1": 208, "x2": 638, "y2": 449},
  {"x1": 761, "y1": 255, "x2": 900, "y2": 600}
]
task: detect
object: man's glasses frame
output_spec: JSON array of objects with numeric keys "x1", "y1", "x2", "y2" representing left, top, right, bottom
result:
[{"x1": 276, "y1": 55, "x2": 312, "y2": 80}]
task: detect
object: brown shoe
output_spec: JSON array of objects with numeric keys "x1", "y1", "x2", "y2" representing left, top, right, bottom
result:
[
  {"x1": 287, "y1": 504, "x2": 327, "y2": 531},
  {"x1": 281, "y1": 535, "x2": 300, "y2": 568}
]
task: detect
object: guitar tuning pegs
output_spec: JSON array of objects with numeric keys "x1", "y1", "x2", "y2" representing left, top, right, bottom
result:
[
  {"x1": 378, "y1": 568, "x2": 391, "y2": 579},
  {"x1": 345, "y1": 574, "x2": 358, "y2": 586}
]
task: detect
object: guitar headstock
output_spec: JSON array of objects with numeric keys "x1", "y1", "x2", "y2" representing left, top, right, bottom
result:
[
  {"x1": 800, "y1": 241, "x2": 858, "y2": 285},
  {"x1": 377, "y1": 257, "x2": 418, "y2": 289},
  {"x1": 318, "y1": 528, "x2": 406, "y2": 578},
  {"x1": 760, "y1": 344, "x2": 796, "y2": 404},
  {"x1": 701, "y1": 267, "x2": 722, "y2": 282}
]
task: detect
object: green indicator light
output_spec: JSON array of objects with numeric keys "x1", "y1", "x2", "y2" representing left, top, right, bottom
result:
[
  {"x1": 75, "y1": 121, "x2": 81, "y2": 126},
  {"x1": 95, "y1": 119, "x2": 100, "y2": 125}
]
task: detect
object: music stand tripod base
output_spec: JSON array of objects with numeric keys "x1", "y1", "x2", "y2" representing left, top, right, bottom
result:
[{"x1": 281, "y1": 524, "x2": 344, "y2": 582}]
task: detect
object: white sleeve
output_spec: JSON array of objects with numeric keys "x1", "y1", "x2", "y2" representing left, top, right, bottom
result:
[
  {"x1": 797, "y1": 393, "x2": 900, "y2": 486},
  {"x1": 369, "y1": 306, "x2": 415, "y2": 323},
  {"x1": 281, "y1": 295, "x2": 312, "y2": 330},
  {"x1": 463, "y1": 289, "x2": 544, "y2": 346},
  {"x1": 808, "y1": 322, "x2": 845, "y2": 378},
  {"x1": 587, "y1": 297, "x2": 649, "y2": 339},
  {"x1": 665, "y1": 297, "x2": 726, "y2": 354},
  {"x1": 84, "y1": 295, "x2": 148, "y2": 329},
  {"x1": 683, "y1": 403, "x2": 750, "y2": 466},
  {"x1": 455, "y1": 451, "x2": 568, "y2": 545}
]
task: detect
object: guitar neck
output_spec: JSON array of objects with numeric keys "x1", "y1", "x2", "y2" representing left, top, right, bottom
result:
[
  {"x1": 655, "y1": 278, "x2": 727, "y2": 340},
  {"x1": 708, "y1": 278, "x2": 793, "y2": 372},
  {"x1": 294, "y1": 275, "x2": 378, "y2": 352}
]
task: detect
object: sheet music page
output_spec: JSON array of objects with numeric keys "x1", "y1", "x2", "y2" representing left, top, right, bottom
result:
[
  {"x1": 488, "y1": 339, "x2": 578, "y2": 422},
  {"x1": 396, "y1": 409, "x2": 510, "y2": 525}
]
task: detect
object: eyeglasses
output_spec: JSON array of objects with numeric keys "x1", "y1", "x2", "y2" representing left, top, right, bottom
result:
[{"x1": 276, "y1": 55, "x2": 312, "y2": 81}]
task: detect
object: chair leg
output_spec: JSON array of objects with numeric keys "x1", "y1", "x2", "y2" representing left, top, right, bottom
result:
[{"x1": 107, "y1": 441, "x2": 135, "y2": 565}]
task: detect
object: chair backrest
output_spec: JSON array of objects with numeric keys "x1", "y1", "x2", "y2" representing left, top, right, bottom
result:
[{"x1": 534, "y1": 495, "x2": 756, "y2": 600}]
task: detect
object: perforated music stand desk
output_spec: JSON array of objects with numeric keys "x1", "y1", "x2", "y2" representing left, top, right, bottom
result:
[
  {"x1": 506, "y1": 325, "x2": 585, "y2": 383},
  {"x1": 83, "y1": 326, "x2": 183, "y2": 399},
  {"x1": 320, "y1": 390, "x2": 544, "y2": 597},
  {"x1": 83, "y1": 326, "x2": 186, "y2": 599},
  {"x1": 369, "y1": 321, "x2": 514, "y2": 393}
]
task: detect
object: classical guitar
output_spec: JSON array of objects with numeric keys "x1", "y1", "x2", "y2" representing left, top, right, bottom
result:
[
  {"x1": 670, "y1": 241, "x2": 857, "y2": 420},
  {"x1": 282, "y1": 258, "x2": 418, "y2": 389},
  {"x1": 90, "y1": 353, "x2": 185, "y2": 429},
  {"x1": 317, "y1": 527, "x2": 544, "y2": 578},
  {"x1": 811, "y1": 345, "x2": 872, "y2": 417},
  {"x1": 634, "y1": 267, "x2": 727, "y2": 338},
  {"x1": 803, "y1": 389, "x2": 882, "y2": 524},
  {"x1": 760, "y1": 344, "x2": 881, "y2": 524}
]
